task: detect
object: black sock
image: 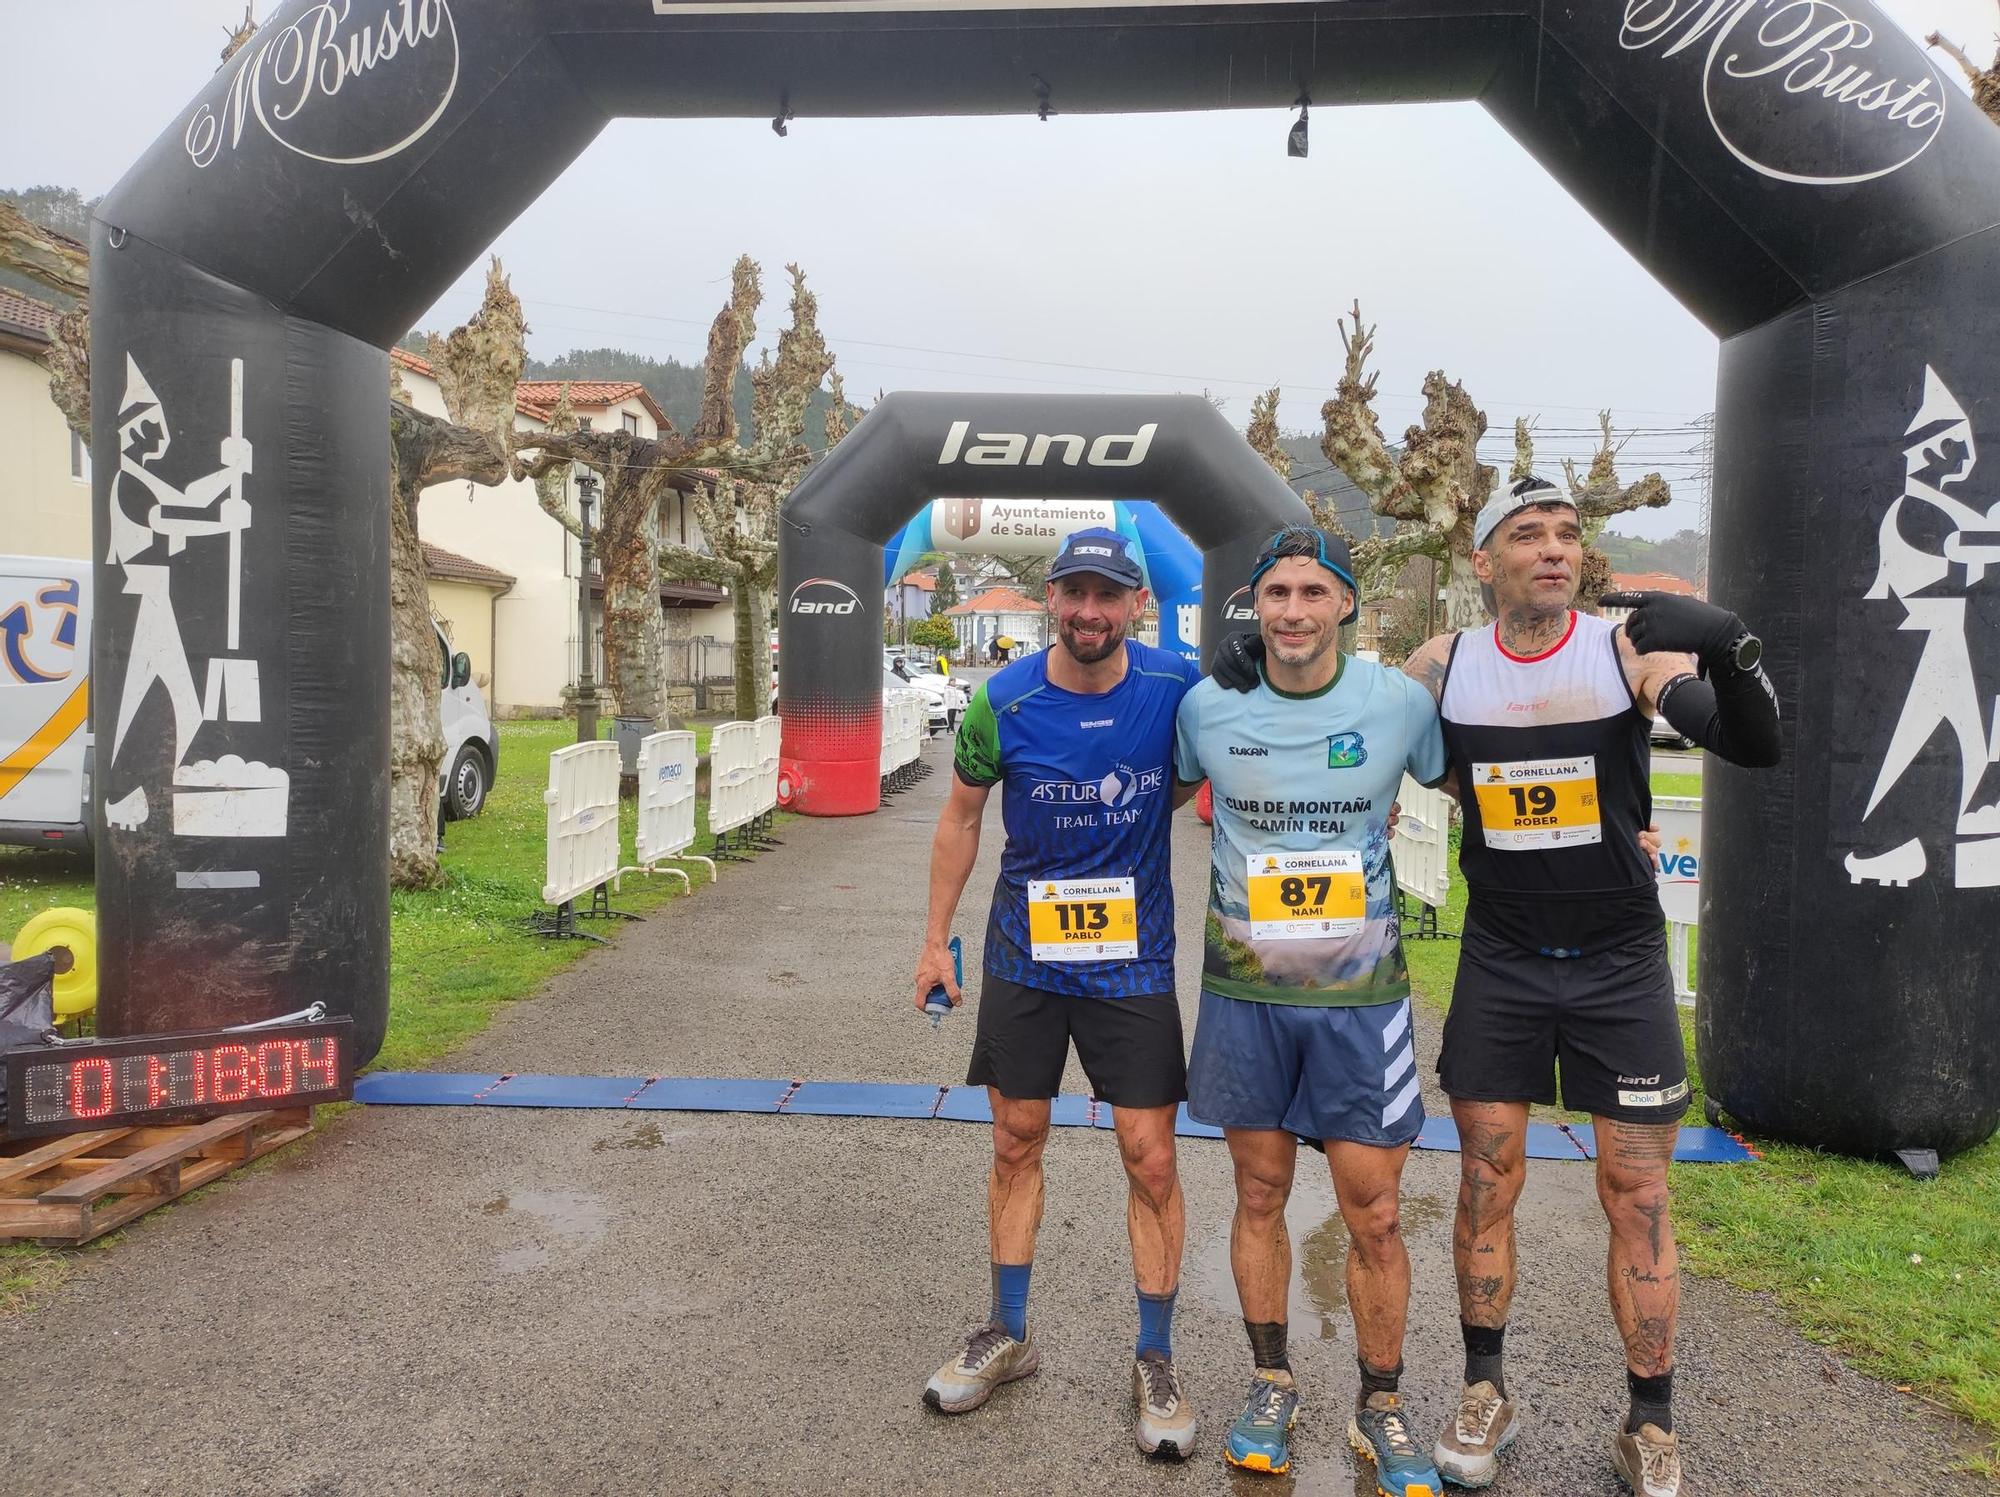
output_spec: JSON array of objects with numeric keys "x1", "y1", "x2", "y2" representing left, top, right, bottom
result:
[
  {"x1": 1244, "y1": 1320, "x2": 1290, "y2": 1373},
  {"x1": 1462, "y1": 1321, "x2": 1507, "y2": 1398},
  {"x1": 1357, "y1": 1357, "x2": 1402, "y2": 1405},
  {"x1": 1627, "y1": 1368, "x2": 1674, "y2": 1434}
]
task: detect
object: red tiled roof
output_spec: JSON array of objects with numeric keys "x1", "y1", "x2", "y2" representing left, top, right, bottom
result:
[
  {"x1": 422, "y1": 542, "x2": 515, "y2": 589},
  {"x1": 901, "y1": 571, "x2": 937, "y2": 591},
  {"x1": 947, "y1": 586, "x2": 1042, "y2": 616},
  {"x1": 392, "y1": 350, "x2": 671, "y2": 432},
  {"x1": 0, "y1": 287, "x2": 60, "y2": 344},
  {"x1": 513, "y1": 380, "x2": 673, "y2": 433},
  {"x1": 1609, "y1": 571, "x2": 1700, "y2": 597}
]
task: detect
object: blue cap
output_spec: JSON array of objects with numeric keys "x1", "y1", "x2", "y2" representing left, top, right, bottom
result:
[
  {"x1": 1247, "y1": 526, "x2": 1360, "y2": 624},
  {"x1": 1047, "y1": 526, "x2": 1144, "y2": 589}
]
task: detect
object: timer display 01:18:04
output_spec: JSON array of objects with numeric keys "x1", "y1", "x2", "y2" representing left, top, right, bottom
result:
[{"x1": 4, "y1": 1021, "x2": 353, "y2": 1139}]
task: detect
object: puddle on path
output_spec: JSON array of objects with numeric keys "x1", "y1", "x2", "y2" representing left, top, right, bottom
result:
[
  {"x1": 591, "y1": 1120, "x2": 668, "y2": 1153},
  {"x1": 1188, "y1": 1179, "x2": 1448, "y2": 1344},
  {"x1": 480, "y1": 1189, "x2": 612, "y2": 1244}
]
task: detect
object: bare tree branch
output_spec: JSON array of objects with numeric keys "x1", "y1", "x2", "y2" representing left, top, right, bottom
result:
[
  {"x1": 0, "y1": 200, "x2": 89, "y2": 299},
  {"x1": 1247, "y1": 386, "x2": 1290, "y2": 479},
  {"x1": 1926, "y1": 30, "x2": 2000, "y2": 123}
]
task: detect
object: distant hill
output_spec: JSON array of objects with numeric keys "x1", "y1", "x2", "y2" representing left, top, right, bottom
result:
[
  {"x1": 1596, "y1": 526, "x2": 1703, "y2": 583},
  {"x1": 1276, "y1": 432, "x2": 1393, "y2": 539}
]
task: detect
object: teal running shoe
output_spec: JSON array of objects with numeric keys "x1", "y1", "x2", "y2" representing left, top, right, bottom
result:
[
  {"x1": 1224, "y1": 1369, "x2": 1300, "y2": 1475},
  {"x1": 1347, "y1": 1390, "x2": 1443, "y2": 1497}
]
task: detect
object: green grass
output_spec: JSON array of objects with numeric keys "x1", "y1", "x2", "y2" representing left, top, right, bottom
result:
[
  {"x1": 1402, "y1": 794, "x2": 2000, "y2": 1469},
  {"x1": 2, "y1": 714, "x2": 766, "y2": 1304},
  {"x1": 1652, "y1": 771, "x2": 1702, "y2": 800}
]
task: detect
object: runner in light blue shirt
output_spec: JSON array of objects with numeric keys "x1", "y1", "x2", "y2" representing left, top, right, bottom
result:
[{"x1": 1172, "y1": 526, "x2": 1447, "y2": 1493}]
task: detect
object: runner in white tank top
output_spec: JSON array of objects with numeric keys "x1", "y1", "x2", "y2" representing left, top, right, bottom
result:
[{"x1": 1395, "y1": 476, "x2": 1783, "y2": 1497}]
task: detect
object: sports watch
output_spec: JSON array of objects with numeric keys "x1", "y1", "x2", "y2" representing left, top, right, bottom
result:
[{"x1": 1722, "y1": 631, "x2": 1763, "y2": 675}]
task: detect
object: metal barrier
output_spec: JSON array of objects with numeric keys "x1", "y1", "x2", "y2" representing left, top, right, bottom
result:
[
  {"x1": 533, "y1": 741, "x2": 625, "y2": 940},
  {"x1": 1655, "y1": 794, "x2": 1702, "y2": 1006},
  {"x1": 1392, "y1": 774, "x2": 1456, "y2": 940},
  {"x1": 621, "y1": 730, "x2": 714, "y2": 894}
]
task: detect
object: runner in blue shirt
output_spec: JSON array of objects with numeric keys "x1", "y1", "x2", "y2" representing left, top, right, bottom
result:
[
  {"x1": 913, "y1": 528, "x2": 1203, "y2": 1460},
  {"x1": 1175, "y1": 526, "x2": 1448, "y2": 1493}
]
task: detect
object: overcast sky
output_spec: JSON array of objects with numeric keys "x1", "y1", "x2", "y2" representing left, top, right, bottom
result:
[{"x1": 3, "y1": 0, "x2": 1992, "y2": 539}]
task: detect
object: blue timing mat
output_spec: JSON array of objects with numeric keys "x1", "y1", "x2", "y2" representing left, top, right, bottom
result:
[{"x1": 351, "y1": 1072, "x2": 1756, "y2": 1163}]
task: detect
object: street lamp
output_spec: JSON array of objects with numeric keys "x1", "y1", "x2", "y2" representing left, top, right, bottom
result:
[{"x1": 575, "y1": 470, "x2": 602, "y2": 744}]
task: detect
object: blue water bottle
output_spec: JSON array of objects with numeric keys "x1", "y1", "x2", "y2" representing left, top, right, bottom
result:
[{"x1": 923, "y1": 936, "x2": 963, "y2": 1029}]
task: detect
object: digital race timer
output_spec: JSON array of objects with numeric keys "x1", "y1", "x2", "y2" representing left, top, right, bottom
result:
[{"x1": 1, "y1": 1019, "x2": 353, "y2": 1140}]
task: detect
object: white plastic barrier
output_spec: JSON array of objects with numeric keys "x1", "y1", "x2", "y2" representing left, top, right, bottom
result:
[
  {"x1": 1654, "y1": 795, "x2": 1702, "y2": 1006},
  {"x1": 708, "y1": 720, "x2": 761, "y2": 838},
  {"x1": 1393, "y1": 773, "x2": 1454, "y2": 910},
  {"x1": 621, "y1": 729, "x2": 714, "y2": 892},
  {"x1": 753, "y1": 715, "x2": 782, "y2": 817},
  {"x1": 880, "y1": 689, "x2": 920, "y2": 779},
  {"x1": 542, "y1": 741, "x2": 622, "y2": 907}
]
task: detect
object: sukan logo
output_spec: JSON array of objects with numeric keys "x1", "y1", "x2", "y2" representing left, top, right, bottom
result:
[
  {"x1": 1619, "y1": 0, "x2": 1947, "y2": 186},
  {"x1": 1222, "y1": 586, "x2": 1257, "y2": 623},
  {"x1": 788, "y1": 577, "x2": 863, "y2": 616},
  {"x1": 186, "y1": 1, "x2": 461, "y2": 170}
]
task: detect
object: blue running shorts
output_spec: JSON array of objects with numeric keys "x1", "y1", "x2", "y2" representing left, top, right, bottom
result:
[{"x1": 1186, "y1": 990, "x2": 1424, "y2": 1147}]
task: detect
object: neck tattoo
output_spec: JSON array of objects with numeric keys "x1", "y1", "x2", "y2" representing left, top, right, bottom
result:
[{"x1": 1499, "y1": 606, "x2": 1569, "y2": 656}]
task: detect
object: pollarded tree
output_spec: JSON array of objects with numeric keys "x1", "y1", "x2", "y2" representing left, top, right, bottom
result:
[
  {"x1": 1315, "y1": 302, "x2": 1669, "y2": 627},
  {"x1": 1929, "y1": 17, "x2": 2000, "y2": 126},
  {"x1": 661, "y1": 258, "x2": 852, "y2": 719},
  {"x1": 387, "y1": 258, "x2": 525, "y2": 887}
]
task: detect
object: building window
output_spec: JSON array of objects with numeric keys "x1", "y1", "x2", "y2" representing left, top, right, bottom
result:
[
  {"x1": 622, "y1": 411, "x2": 640, "y2": 436},
  {"x1": 69, "y1": 429, "x2": 90, "y2": 484}
]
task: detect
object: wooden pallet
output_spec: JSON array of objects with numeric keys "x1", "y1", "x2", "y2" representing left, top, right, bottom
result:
[{"x1": 0, "y1": 1108, "x2": 313, "y2": 1246}]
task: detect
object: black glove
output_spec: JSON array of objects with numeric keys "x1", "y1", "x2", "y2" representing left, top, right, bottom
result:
[
  {"x1": 1601, "y1": 591, "x2": 1744, "y2": 670},
  {"x1": 1210, "y1": 633, "x2": 1265, "y2": 693}
]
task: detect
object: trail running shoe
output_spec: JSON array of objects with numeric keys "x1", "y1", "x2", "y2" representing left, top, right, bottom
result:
[
  {"x1": 1612, "y1": 1422, "x2": 1683, "y2": 1496},
  {"x1": 922, "y1": 1323, "x2": 1039, "y2": 1414},
  {"x1": 1224, "y1": 1369, "x2": 1300, "y2": 1475},
  {"x1": 1348, "y1": 1390, "x2": 1443, "y2": 1497},
  {"x1": 1133, "y1": 1352, "x2": 1197, "y2": 1460},
  {"x1": 1432, "y1": 1380, "x2": 1518, "y2": 1487}
]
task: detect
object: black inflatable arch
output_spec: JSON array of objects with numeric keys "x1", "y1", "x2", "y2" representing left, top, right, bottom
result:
[
  {"x1": 778, "y1": 393, "x2": 1308, "y2": 811},
  {"x1": 92, "y1": 0, "x2": 2000, "y2": 1154}
]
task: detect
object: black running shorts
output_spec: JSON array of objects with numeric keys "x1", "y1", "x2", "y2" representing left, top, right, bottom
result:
[
  {"x1": 966, "y1": 975, "x2": 1188, "y2": 1109},
  {"x1": 1438, "y1": 906, "x2": 1692, "y2": 1125}
]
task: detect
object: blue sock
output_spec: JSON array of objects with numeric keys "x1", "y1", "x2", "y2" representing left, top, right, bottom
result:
[
  {"x1": 990, "y1": 1262, "x2": 1032, "y2": 1341},
  {"x1": 1136, "y1": 1287, "x2": 1177, "y2": 1360}
]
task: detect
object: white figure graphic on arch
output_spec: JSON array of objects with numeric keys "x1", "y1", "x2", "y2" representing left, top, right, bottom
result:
[
  {"x1": 103, "y1": 354, "x2": 288, "y2": 841},
  {"x1": 1847, "y1": 366, "x2": 2000, "y2": 889}
]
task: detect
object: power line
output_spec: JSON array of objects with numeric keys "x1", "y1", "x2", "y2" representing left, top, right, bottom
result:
[{"x1": 522, "y1": 296, "x2": 1713, "y2": 422}]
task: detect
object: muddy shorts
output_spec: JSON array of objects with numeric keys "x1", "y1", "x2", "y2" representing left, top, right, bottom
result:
[
  {"x1": 1186, "y1": 990, "x2": 1423, "y2": 1148},
  {"x1": 1440, "y1": 906, "x2": 1691, "y2": 1125}
]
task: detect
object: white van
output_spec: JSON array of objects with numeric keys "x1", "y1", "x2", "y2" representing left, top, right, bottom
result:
[
  {"x1": 0, "y1": 554, "x2": 496, "y2": 849},
  {"x1": 436, "y1": 620, "x2": 497, "y2": 820},
  {"x1": 0, "y1": 556, "x2": 92, "y2": 850}
]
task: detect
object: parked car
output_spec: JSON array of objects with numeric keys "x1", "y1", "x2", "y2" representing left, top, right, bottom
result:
[{"x1": 883, "y1": 666, "x2": 967, "y2": 733}]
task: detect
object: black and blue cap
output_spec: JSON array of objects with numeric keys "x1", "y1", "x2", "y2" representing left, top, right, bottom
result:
[
  {"x1": 1248, "y1": 525, "x2": 1360, "y2": 624},
  {"x1": 1048, "y1": 526, "x2": 1145, "y2": 589}
]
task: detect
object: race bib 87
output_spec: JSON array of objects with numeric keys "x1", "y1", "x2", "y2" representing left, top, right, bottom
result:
[
  {"x1": 1245, "y1": 851, "x2": 1365, "y2": 940},
  {"x1": 1027, "y1": 876, "x2": 1139, "y2": 962},
  {"x1": 1472, "y1": 756, "x2": 1602, "y2": 850}
]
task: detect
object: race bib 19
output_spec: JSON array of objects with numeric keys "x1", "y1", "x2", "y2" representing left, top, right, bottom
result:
[
  {"x1": 1028, "y1": 876, "x2": 1139, "y2": 962},
  {"x1": 1245, "y1": 851, "x2": 1366, "y2": 940},
  {"x1": 1472, "y1": 756, "x2": 1602, "y2": 850}
]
